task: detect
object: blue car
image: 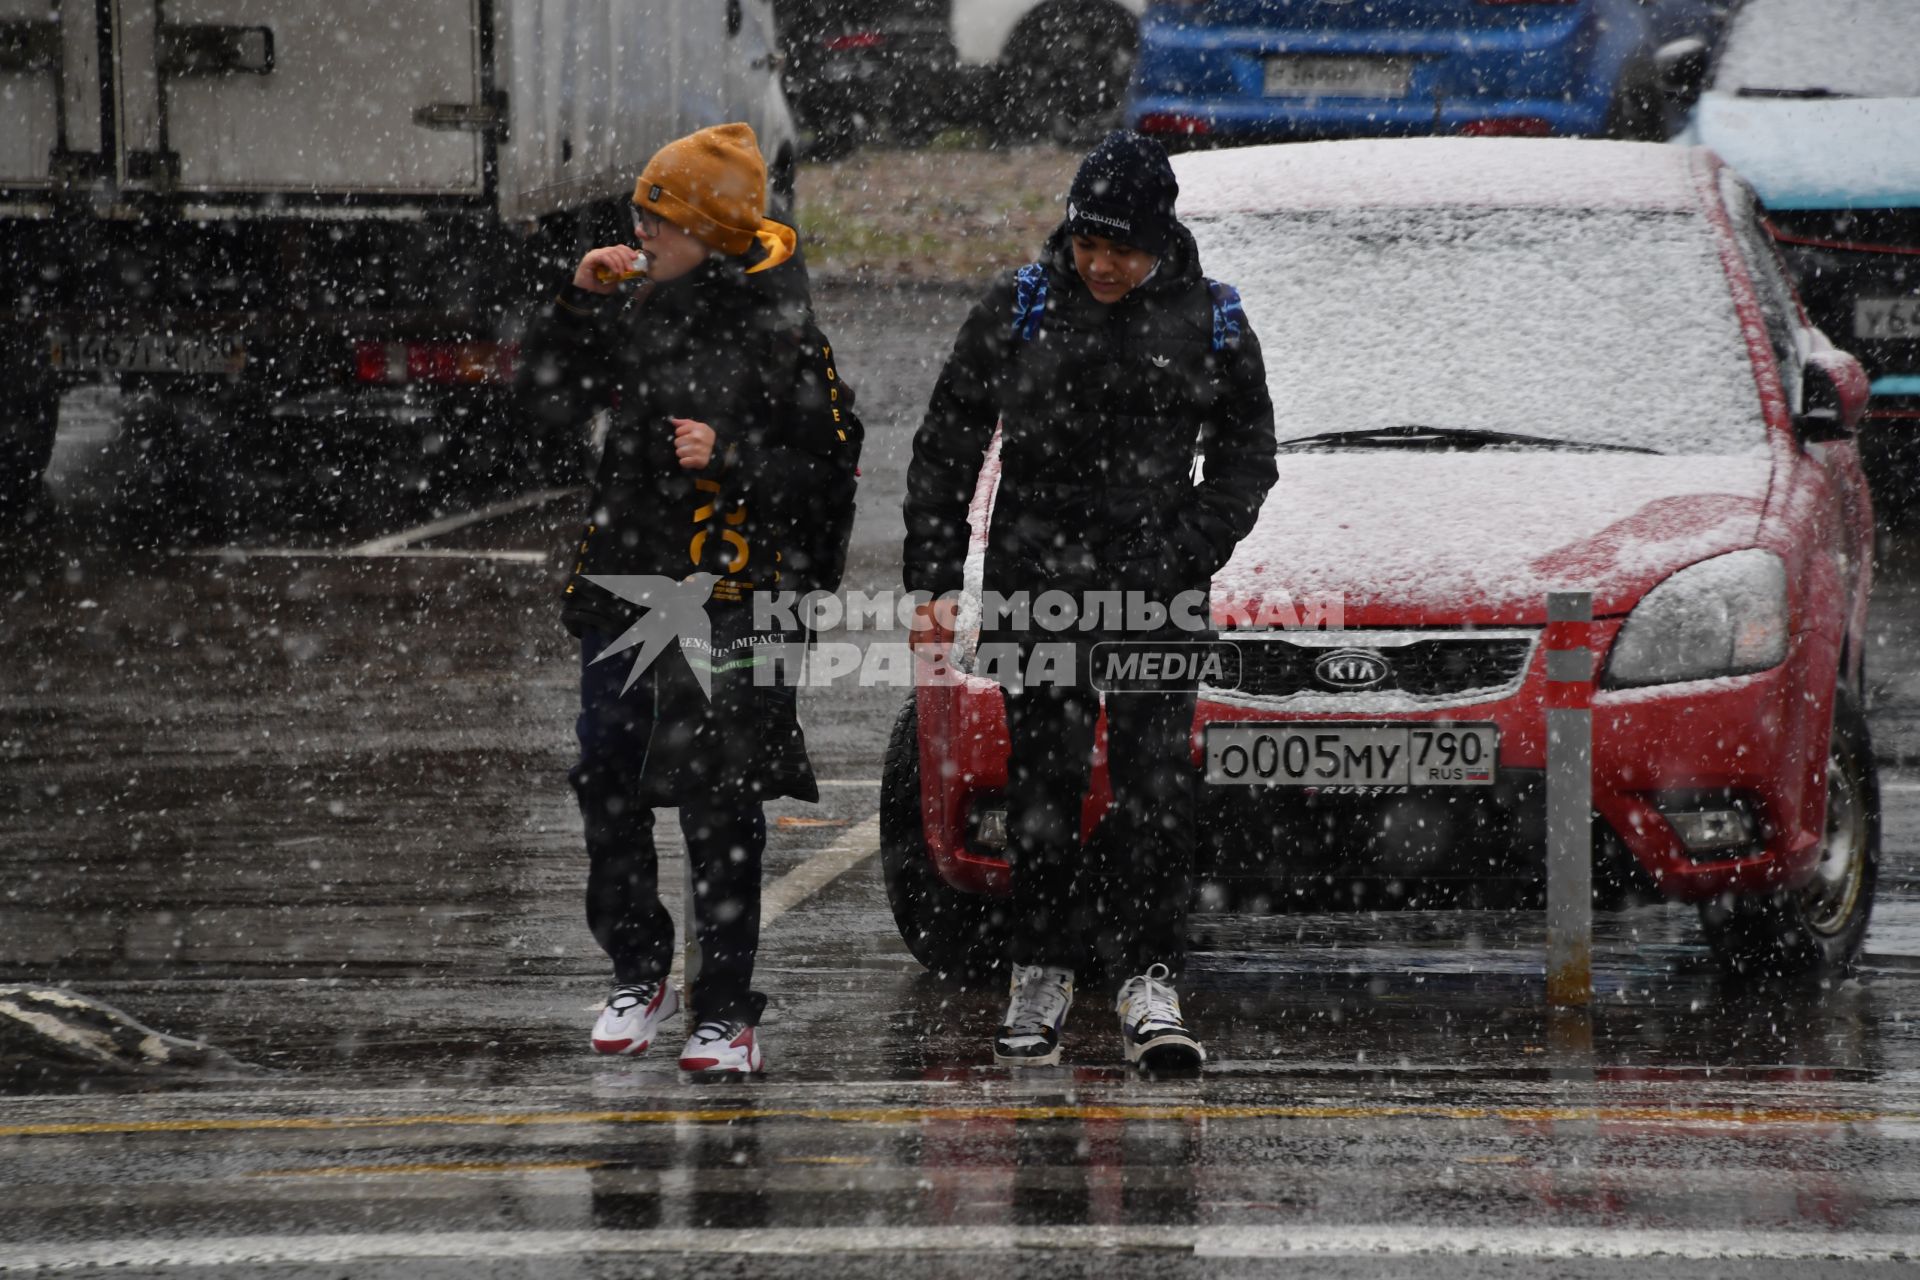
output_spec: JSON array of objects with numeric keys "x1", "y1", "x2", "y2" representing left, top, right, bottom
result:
[{"x1": 1127, "y1": 0, "x2": 1729, "y2": 146}]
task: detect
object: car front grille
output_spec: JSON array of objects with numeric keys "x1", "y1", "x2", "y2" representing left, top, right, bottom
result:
[{"x1": 1217, "y1": 630, "x2": 1536, "y2": 705}]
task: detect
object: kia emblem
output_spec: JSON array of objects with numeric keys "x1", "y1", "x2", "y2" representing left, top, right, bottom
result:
[{"x1": 1314, "y1": 648, "x2": 1391, "y2": 690}]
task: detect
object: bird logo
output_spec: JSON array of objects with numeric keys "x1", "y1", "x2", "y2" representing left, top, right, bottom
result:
[{"x1": 583, "y1": 573, "x2": 721, "y2": 698}]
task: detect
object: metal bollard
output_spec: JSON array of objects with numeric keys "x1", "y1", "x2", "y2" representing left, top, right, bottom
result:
[{"x1": 1544, "y1": 591, "x2": 1594, "y2": 1008}]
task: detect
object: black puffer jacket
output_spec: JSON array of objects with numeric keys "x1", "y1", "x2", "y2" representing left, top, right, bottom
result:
[
  {"x1": 521, "y1": 221, "x2": 859, "y2": 637},
  {"x1": 903, "y1": 222, "x2": 1276, "y2": 609},
  {"x1": 519, "y1": 224, "x2": 858, "y2": 805}
]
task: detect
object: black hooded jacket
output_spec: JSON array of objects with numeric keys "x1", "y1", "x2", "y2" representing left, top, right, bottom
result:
[
  {"x1": 903, "y1": 222, "x2": 1276, "y2": 609},
  {"x1": 521, "y1": 221, "x2": 859, "y2": 637}
]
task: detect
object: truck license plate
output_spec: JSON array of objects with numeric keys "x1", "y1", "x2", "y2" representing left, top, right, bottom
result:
[{"x1": 48, "y1": 332, "x2": 247, "y2": 376}]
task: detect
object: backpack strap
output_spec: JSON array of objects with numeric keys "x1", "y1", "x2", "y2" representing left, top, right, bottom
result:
[
  {"x1": 1010, "y1": 262, "x2": 1048, "y2": 342},
  {"x1": 1207, "y1": 279, "x2": 1245, "y2": 353},
  {"x1": 1013, "y1": 266, "x2": 1244, "y2": 352}
]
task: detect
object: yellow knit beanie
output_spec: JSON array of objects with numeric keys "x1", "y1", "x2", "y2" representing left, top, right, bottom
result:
[{"x1": 633, "y1": 123, "x2": 766, "y2": 256}]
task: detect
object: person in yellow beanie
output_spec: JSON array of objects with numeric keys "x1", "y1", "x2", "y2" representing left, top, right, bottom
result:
[{"x1": 519, "y1": 123, "x2": 863, "y2": 1077}]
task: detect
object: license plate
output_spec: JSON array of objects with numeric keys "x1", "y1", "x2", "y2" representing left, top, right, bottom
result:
[
  {"x1": 47, "y1": 332, "x2": 247, "y2": 376},
  {"x1": 1263, "y1": 56, "x2": 1410, "y2": 99},
  {"x1": 1205, "y1": 722, "x2": 1497, "y2": 787},
  {"x1": 1855, "y1": 297, "x2": 1920, "y2": 341}
]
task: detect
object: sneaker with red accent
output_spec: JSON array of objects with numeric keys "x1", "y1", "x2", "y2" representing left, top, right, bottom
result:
[
  {"x1": 590, "y1": 981, "x2": 680, "y2": 1056},
  {"x1": 677, "y1": 1018, "x2": 764, "y2": 1075}
]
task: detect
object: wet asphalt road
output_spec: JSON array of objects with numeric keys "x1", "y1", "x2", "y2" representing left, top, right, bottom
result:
[{"x1": 6, "y1": 283, "x2": 1920, "y2": 1276}]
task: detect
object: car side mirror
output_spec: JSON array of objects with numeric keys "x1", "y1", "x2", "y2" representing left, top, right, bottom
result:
[
  {"x1": 1797, "y1": 349, "x2": 1871, "y2": 444},
  {"x1": 1654, "y1": 38, "x2": 1710, "y2": 110}
]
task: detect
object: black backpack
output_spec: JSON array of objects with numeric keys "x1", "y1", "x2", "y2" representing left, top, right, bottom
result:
[{"x1": 781, "y1": 316, "x2": 864, "y2": 595}]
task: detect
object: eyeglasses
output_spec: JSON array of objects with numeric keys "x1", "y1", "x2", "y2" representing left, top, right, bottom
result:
[{"x1": 631, "y1": 206, "x2": 664, "y2": 240}]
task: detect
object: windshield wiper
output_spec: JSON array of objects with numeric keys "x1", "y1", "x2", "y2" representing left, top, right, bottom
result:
[
  {"x1": 1733, "y1": 86, "x2": 1857, "y2": 99},
  {"x1": 1276, "y1": 425, "x2": 1662, "y2": 454}
]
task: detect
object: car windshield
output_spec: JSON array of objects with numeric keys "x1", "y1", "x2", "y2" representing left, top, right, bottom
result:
[
  {"x1": 1710, "y1": 0, "x2": 1920, "y2": 99},
  {"x1": 1186, "y1": 206, "x2": 1768, "y2": 457}
]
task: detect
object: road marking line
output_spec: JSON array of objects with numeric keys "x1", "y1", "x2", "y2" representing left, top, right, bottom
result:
[
  {"x1": 184, "y1": 487, "x2": 581, "y2": 562},
  {"x1": 250, "y1": 1158, "x2": 605, "y2": 1179},
  {"x1": 760, "y1": 814, "x2": 882, "y2": 927},
  {"x1": 346, "y1": 487, "x2": 581, "y2": 554},
  {"x1": 3, "y1": 1100, "x2": 1909, "y2": 1141},
  {"x1": 810, "y1": 779, "x2": 880, "y2": 789},
  {"x1": 189, "y1": 547, "x2": 549, "y2": 564},
  {"x1": 669, "y1": 813, "x2": 880, "y2": 981},
  {"x1": 3, "y1": 1225, "x2": 1918, "y2": 1269},
  {"x1": 1195, "y1": 1224, "x2": 1920, "y2": 1262}
]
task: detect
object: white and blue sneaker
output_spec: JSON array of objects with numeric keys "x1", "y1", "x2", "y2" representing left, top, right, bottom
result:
[
  {"x1": 993, "y1": 964, "x2": 1075, "y2": 1067},
  {"x1": 1116, "y1": 964, "x2": 1204, "y2": 1071},
  {"x1": 591, "y1": 980, "x2": 680, "y2": 1056}
]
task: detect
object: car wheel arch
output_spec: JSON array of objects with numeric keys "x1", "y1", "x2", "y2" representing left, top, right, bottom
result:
[{"x1": 986, "y1": 0, "x2": 1142, "y2": 66}]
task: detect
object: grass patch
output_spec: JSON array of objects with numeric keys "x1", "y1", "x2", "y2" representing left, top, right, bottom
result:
[{"x1": 795, "y1": 144, "x2": 1080, "y2": 283}]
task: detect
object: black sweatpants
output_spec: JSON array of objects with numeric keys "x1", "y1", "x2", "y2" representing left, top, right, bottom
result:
[
  {"x1": 571, "y1": 633, "x2": 767, "y2": 1025},
  {"x1": 1001, "y1": 677, "x2": 1198, "y2": 982}
]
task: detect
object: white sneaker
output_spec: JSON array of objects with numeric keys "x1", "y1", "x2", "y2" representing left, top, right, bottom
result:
[
  {"x1": 590, "y1": 981, "x2": 680, "y2": 1056},
  {"x1": 993, "y1": 964, "x2": 1075, "y2": 1067},
  {"x1": 1116, "y1": 963, "x2": 1204, "y2": 1071},
  {"x1": 678, "y1": 1018, "x2": 765, "y2": 1075}
]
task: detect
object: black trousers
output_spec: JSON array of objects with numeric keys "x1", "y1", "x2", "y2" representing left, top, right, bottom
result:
[
  {"x1": 572, "y1": 633, "x2": 767, "y2": 1025},
  {"x1": 1001, "y1": 678, "x2": 1198, "y2": 982}
]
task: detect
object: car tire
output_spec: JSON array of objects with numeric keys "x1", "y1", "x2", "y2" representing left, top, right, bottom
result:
[
  {"x1": 1698, "y1": 688, "x2": 1879, "y2": 981},
  {"x1": 880, "y1": 695, "x2": 1009, "y2": 988},
  {"x1": 997, "y1": 1, "x2": 1138, "y2": 147},
  {"x1": 0, "y1": 384, "x2": 60, "y2": 520}
]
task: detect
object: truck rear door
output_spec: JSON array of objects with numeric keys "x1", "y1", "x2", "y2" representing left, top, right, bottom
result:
[
  {"x1": 110, "y1": 0, "x2": 490, "y2": 201},
  {"x1": 0, "y1": 0, "x2": 103, "y2": 196}
]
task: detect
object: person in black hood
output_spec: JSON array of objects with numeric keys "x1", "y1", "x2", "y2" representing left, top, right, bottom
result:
[
  {"x1": 903, "y1": 130, "x2": 1277, "y2": 1072},
  {"x1": 520, "y1": 124, "x2": 860, "y2": 1077}
]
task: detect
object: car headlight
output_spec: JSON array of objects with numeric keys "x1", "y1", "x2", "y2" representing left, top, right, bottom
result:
[{"x1": 1603, "y1": 550, "x2": 1790, "y2": 688}]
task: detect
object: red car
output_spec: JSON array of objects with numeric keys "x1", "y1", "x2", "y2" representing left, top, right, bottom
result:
[{"x1": 884, "y1": 139, "x2": 1881, "y2": 981}]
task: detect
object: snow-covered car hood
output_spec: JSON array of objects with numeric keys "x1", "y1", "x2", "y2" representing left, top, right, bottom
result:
[
  {"x1": 1212, "y1": 452, "x2": 1774, "y2": 627},
  {"x1": 1678, "y1": 94, "x2": 1920, "y2": 209}
]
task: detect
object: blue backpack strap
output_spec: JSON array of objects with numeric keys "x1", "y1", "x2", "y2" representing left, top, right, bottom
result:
[
  {"x1": 1207, "y1": 279, "x2": 1245, "y2": 353},
  {"x1": 1010, "y1": 262, "x2": 1049, "y2": 342}
]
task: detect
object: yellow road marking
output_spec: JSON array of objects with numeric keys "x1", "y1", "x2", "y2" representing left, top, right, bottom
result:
[
  {"x1": 1, "y1": 1101, "x2": 1907, "y2": 1141},
  {"x1": 251, "y1": 1159, "x2": 605, "y2": 1179}
]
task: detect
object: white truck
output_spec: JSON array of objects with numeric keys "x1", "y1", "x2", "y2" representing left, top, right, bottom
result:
[{"x1": 0, "y1": 0, "x2": 797, "y2": 513}]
